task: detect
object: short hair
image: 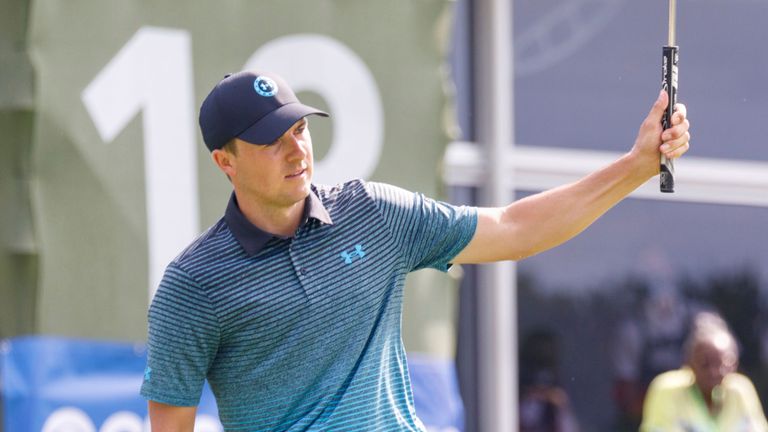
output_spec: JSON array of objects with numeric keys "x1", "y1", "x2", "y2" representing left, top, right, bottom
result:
[
  {"x1": 221, "y1": 138, "x2": 238, "y2": 155},
  {"x1": 219, "y1": 117, "x2": 309, "y2": 153},
  {"x1": 683, "y1": 311, "x2": 739, "y2": 361}
]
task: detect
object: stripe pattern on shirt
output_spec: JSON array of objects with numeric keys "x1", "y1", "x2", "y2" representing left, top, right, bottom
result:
[{"x1": 141, "y1": 179, "x2": 477, "y2": 431}]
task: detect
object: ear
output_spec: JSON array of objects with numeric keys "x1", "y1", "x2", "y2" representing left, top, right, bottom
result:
[{"x1": 211, "y1": 148, "x2": 236, "y2": 178}]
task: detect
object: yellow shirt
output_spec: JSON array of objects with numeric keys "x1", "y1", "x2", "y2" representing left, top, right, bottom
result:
[{"x1": 641, "y1": 368, "x2": 768, "y2": 432}]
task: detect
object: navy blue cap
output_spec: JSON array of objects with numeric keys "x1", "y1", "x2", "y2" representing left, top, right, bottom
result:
[{"x1": 199, "y1": 71, "x2": 329, "y2": 151}]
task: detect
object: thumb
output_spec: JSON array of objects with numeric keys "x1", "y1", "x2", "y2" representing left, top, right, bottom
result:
[{"x1": 648, "y1": 89, "x2": 669, "y2": 121}]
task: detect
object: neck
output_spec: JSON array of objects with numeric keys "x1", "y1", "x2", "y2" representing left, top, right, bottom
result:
[
  {"x1": 234, "y1": 190, "x2": 306, "y2": 237},
  {"x1": 695, "y1": 384, "x2": 722, "y2": 415}
]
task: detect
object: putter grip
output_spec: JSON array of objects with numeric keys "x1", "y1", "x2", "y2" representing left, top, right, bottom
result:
[{"x1": 660, "y1": 45, "x2": 678, "y2": 193}]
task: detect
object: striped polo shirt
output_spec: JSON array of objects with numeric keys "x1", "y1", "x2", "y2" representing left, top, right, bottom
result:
[{"x1": 141, "y1": 179, "x2": 477, "y2": 431}]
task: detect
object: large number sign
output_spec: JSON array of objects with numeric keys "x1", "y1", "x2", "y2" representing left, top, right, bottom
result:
[
  {"x1": 81, "y1": 28, "x2": 200, "y2": 299},
  {"x1": 81, "y1": 28, "x2": 383, "y2": 299},
  {"x1": 28, "y1": 0, "x2": 453, "y2": 341}
]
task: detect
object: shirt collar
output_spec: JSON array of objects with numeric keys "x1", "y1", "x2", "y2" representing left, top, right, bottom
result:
[{"x1": 224, "y1": 187, "x2": 333, "y2": 256}]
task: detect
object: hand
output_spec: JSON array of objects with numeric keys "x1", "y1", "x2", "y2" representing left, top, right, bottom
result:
[
  {"x1": 524, "y1": 385, "x2": 571, "y2": 407},
  {"x1": 631, "y1": 90, "x2": 691, "y2": 175}
]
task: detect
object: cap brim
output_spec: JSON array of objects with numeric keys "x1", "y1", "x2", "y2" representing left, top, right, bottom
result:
[{"x1": 237, "y1": 103, "x2": 329, "y2": 145}]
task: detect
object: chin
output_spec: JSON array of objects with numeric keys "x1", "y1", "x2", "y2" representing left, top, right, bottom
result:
[{"x1": 294, "y1": 184, "x2": 312, "y2": 201}]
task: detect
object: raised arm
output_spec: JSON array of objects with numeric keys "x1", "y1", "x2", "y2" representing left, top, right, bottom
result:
[
  {"x1": 453, "y1": 90, "x2": 690, "y2": 264},
  {"x1": 148, "y1": 401, "x2": 197, "y2": 432}
]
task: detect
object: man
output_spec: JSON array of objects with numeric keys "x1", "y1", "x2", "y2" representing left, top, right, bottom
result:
[
  {"x1": 611, "y1": 282, "x2": 691, "y2": 431},
  {"x1": 141, "y1": 70, "x2": 690, "y2": 431},
  {"x1": 640, "y1": 311, "x2": 768, "y2": 431},
  {"x1": 519, "y1": 329, "x2": 580, "y2": 432}
]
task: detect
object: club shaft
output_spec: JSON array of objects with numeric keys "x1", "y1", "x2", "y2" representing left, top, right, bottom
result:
[{"x1": 668, "y1": 0, "x2": 676, "y2": 46}]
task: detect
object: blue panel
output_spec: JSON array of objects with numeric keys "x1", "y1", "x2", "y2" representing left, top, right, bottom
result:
[
  {"x1": 1, "y1": 337, "x2": 219, "y2": 431},
  {"x1": 1, "y1": 337, "x2": 461, "y2": 431}
]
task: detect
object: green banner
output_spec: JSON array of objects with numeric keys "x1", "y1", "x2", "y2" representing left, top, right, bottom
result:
[
  {"x1": 0, "y1": 0, "x2": 36, "y2": 339},
  {"x1": 26, "y1": 0, "x2": 459, "y2": 351}
]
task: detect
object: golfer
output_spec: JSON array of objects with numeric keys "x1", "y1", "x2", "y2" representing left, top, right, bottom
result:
[{"x1": 141, "y1": 70, "x2": 690, "y2": 431}]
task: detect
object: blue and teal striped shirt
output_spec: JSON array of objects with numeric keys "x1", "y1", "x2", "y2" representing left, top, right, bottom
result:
[{"x1": 141, "y1": 180, "x2": 477, "y2": 431}]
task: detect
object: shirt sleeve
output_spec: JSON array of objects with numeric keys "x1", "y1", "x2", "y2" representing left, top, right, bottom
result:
[
  {"x1": 640, "y1": 374, "x2": 684, "y2": 432},
  {"x1": 365, "y1": 181, "x2": 478, "y2": 272},
  {"x1": 140, "y1": 263, "x2": 221, "y2": 406},
  {"x1": 728, "y1": 374, "x2": 768, "y2": 431}
]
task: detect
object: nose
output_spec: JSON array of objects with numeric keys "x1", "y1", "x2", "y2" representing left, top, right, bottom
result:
[
  {"x1": 705, "y1": 363, "x2": 730, "y2": 386},
  {"x1": 283, "y1": 134, "x2": 308, "y2": 161},
  {"x1": 711, "y1": 365, "x2": 724, "y2": 379}
]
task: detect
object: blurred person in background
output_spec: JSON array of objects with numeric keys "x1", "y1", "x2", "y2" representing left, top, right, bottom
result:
[
  {"x1": 519, "y1": 329, "x2": 579, "y2": 432},
  {"x1": 611, "y1": 282, "x2": 692, "y2": 431},
  {"x1": 640, "y1": 311, "x2": 768, "y2": 431}
]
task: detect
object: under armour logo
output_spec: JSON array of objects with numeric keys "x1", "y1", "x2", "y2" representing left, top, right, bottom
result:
[
  {"x1": 144, "y1": 367, "x2": 152, "y2": 382},
  {"x1": 340, "y1": 245, "x2": 365, "y2": 264}
]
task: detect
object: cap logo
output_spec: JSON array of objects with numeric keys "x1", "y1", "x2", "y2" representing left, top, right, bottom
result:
[{"x1": 254, "y1": 76, "x2": 278, "y2": 97}]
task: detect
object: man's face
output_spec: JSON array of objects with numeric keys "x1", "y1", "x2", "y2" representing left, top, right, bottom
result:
[
  {"x1": 229, "y1": 118, "x2": 313, "y2": 209},
  {"x1": 689, "y1": 337, "x2": 737, "y2": 396}
]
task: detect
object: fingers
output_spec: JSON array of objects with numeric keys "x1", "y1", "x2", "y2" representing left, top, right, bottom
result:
[
  {"x1": 639, "y1": 91, "x2": 669, "y2": 137},
  {"x1": 647, "y1": 89, "x2": 669, "y2": 121},
  {"x1": 660, "y1": 104, "x2": 690, "y2": 159},
  {"x1": 649, "y1": 91, "x2": 686, "y2": 127},
  {"x1": 661, "y1": 139, "x2": 690, "y2": 159},
  {"x1": 661, "y1": 117, "x2": 689, "y2": 142},
  {"x1": 672, "y1": 102, "x2": 687, "y2": 124},
  {"x1": 633, "y1": 90, "x2": 690, "y2": 162}
]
